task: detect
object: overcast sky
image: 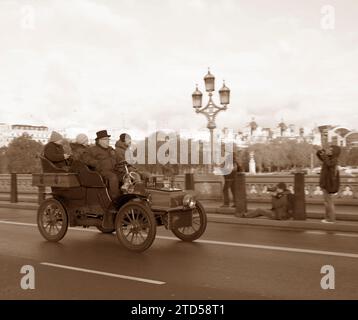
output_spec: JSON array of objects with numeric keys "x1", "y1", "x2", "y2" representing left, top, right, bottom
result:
[{"x1": 0, "y1": 0, "x2": 357, "y2": 138}]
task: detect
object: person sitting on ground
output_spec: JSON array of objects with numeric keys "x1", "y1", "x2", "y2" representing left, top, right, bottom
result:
[
  {"x1": 82, "y1": 130, "x2": 119, "y2": 200},
  {"x1": 244, "y1": 182, "x2": 292, "y2": 220},
  {"x1": 43, "y1": 131, "x2": 71, "y2": 170}
]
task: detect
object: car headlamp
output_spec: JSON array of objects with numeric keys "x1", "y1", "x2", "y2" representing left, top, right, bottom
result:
[
  {"x1": 146, "y1": 192, "x2": 152, "y2": 204},
  {"x1": 183, "y1": 194, "x2": 196, "y2": 209}
]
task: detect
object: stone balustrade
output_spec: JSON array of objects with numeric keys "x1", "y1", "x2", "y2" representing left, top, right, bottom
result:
[
  {"x1": 241, "y1": 174, "x2": 358, "y2": 205},
  {"x1": 148, "y1": 173, "x2": 358, "y2": 204}
]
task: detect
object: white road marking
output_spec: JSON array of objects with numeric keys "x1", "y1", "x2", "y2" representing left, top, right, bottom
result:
[
  {"x1": 334, "y1": 233, "x2": 358, "y2": 238},
  {"x1": 304, "y1": 231, "x2": 327, "y2": 235},
  {"x1": 155, "y1": 236, "x2": 358, "y2": 259},
  {"x1": 1, "y1": 220, "x2": 358, "y2": 259},
  {"x1": 40, "y1": 262, "x2": 166, "y2": 285},
  {"x1": 0, "y1": 220, "x2": 36, "y2": 227}
]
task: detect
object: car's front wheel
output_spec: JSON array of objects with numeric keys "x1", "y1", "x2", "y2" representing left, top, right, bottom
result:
[
  {"x1": 115, "y1": 201, "x2": 156, "y2": 252},
  {"x1": 172, "y1": 201, "x2": 207, "y2": 242}
]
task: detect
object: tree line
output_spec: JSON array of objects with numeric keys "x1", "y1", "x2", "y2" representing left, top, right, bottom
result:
[
  {"x1": 0, "y1": 133, "x2": 357, "y2": 174},
  {"x1": 239, "y1": 140, "x2": 358, "y2": 172}
]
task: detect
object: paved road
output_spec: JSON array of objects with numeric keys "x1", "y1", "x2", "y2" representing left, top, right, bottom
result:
[{"x1": 0, "y1": 208, "x2": 357, "y2": 300}]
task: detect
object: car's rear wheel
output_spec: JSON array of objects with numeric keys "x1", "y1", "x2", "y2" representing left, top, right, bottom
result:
[
  {"x1": 172, "y1": 201, "x2": 207, "y2": 242},
  {"x1": 115, "y1": 201, "x2": 156, "y2": 252},
  {"x1": 37, "y1": 198, "x2": 68, "y2": 242}
]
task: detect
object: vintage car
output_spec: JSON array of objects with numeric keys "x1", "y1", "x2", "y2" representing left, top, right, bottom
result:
[{"x1": 32, "y1": 157, "x2": 207, "y2": 252}]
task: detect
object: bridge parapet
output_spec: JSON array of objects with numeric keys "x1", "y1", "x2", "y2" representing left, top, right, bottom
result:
[
  {"x1": 0, "y1": 173, "x2": 357, "y2": 205},
  {"x1": 173, "y1": 173, "x2": 358, "y2": 204}
]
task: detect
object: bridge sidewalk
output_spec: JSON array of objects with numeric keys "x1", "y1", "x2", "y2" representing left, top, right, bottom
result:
[
  {"x1": 203, "y1": 201, "x2": 358, "y2": 220},
  {"x1": 201, "y1": 200, "x2": 358, "y2": 233}
]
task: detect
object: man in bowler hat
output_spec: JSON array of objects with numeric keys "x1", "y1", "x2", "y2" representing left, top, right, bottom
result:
[{"x1": 82, "y1": 130, "x2": 119, "y2": 228}]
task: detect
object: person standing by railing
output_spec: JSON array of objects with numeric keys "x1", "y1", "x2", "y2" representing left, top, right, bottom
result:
[
  {"x1": 220, "y1": 151, "x2": 242, "y2": 208},
  {"x1": 316, "y1": 127, "x2": 341, "y2": 223}
]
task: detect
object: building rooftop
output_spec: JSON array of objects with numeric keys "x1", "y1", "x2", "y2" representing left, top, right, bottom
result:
[{"x1": 11, "y1": 124, "x2": 48, "y2": 130}]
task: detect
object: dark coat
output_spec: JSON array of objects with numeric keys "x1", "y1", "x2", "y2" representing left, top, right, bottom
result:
[
  {"x1": 82, "y1": 143, "x2": 117, "y2": 174},
  {"x1": 114, "y1": 140, "x2": 142, "y2": 179},
  {"x1": 43, "y1": 142, "x2": 67, "y2": 168},
  {"x1": 272, "y1": 190, "x2": 292, "y2": 220},
  {"x1": 115, "y1": 140, "x2": 128, "y2": 163},
  {"x1": 316, "y1": 146, "x2": 341, "y2": 194},
  {"x1": 224, "y1": 154, "x2": 242, "y2": 180},
  {"x1": 69, "y1": 143, "x2": 87, "y2": 162}
]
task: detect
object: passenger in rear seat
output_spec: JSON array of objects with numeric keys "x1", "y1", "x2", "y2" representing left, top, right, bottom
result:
[
  {"x1": 69, "y1": 133, "x2": 90, "y2": 173},
  {"x1": 44, "y1": 131, "x2": 71, "y2": 170},
  {"x1": 70, "y1": 133, "x2": 89, "y2": 162}
]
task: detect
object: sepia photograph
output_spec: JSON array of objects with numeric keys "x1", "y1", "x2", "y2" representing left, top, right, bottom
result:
[{"x1": 0, "y1": 0, "x2": 357, "y2": 311}]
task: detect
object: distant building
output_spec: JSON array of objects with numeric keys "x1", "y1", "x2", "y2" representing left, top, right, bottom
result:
[
  {"x1": 230, "y1": 119, "x2": 323, "y2": 146},
  {"x1": 326, "y1": 126, "x2": 358, "y2": 148},
  {"x1": 11, "y1": 124, "x2": 49, "y2": 144},
  {"x1": 0, "y1": 124, "x2": 67, "y2": 147}
]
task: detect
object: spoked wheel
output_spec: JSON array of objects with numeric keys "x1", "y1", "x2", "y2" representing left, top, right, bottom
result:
[
  {"x1": 172, "y1": 201, "x2": 207, "y2": 242},
  {"x1": 96, "y1": 226, "x2": 115, "y2": 234},
  {"x1": 115, "y1": 201, "x2": 156, "y2": 252},
  {"x1": 37, "y1": 198, "x2": 68, "y2": 242}
]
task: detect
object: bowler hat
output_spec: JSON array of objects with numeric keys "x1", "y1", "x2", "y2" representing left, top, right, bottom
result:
[{"x1": 95, "y1": 130, "x2": 111, "y2": 140}]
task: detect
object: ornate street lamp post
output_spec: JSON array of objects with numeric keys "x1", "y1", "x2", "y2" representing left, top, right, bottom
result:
[{"x1": 192, "y1": 68, "x2": 230, "y2": 169}]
